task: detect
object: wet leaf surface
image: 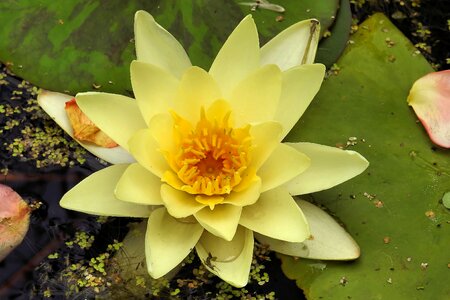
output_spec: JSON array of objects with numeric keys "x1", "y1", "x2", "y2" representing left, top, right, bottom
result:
[
  {"x1": 315, "y1": 0, "x2": 352, "y2": 68},
  {"x1": 0, "y1": 0, "x2": 338, "y2": 95},
  {"x1": 282, "y1": 13, "x2": 450, "y2": 299}
]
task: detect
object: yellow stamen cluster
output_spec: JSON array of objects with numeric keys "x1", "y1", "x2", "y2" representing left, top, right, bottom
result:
[{"x1": 171, "y1": 109, "x2": 251, "y2": 196}]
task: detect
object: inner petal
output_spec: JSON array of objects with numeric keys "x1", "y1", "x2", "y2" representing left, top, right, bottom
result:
[{"x1": 163, "y1": 104, "x2": 253, "y2": 202}]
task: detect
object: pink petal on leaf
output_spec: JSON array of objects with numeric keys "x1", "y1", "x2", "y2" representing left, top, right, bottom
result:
[
  {"x1": 0, "y1": 184, "x2": 31, "y2": 262},
  {"x1": 407, "y1": 70, "x2": 450, "y2": 148}
]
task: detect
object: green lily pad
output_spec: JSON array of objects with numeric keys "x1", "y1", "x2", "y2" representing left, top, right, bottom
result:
[
  {"x1": 283, "y1": 13, "x2": 450, "y2": 299},
  {"x1": 0, "y1": 0, "x2": 338, "y2": 95},
  {"x1": 315, "y1": 0, "x2": 352, "y2": 68}
]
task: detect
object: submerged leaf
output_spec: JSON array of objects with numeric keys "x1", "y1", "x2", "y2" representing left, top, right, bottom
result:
[{"x1": 282, "y1": 13, "x2": 450, "y2": 299}]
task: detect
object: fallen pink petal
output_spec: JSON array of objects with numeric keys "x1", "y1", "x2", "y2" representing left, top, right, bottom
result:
[
  {"x1": 407, "y1": 70, "x2": 450, "y2": 148},
  {"x1": 0, "y1": 184, "x2": 31, "y2": 262}
]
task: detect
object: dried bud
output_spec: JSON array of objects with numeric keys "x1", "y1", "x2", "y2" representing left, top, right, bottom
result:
[{"x1": 0, "y1": 184, "x2": 30, "y2": 261}]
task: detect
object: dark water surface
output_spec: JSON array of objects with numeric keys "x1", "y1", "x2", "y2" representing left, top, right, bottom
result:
[
  {"x1": 0, "y1": 166, "x2": 92, "y2": 298},
  {"x1": 0, "y1": 66, "x2": 304, "y2": 299}
]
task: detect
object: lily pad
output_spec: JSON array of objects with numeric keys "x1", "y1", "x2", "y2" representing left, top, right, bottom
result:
[
  {"x1": 283, "y1": 13, "x2": 450, "y2": 299},
  {"x1": 0, "y1": 0, "x2": 338, "y2": 95},
  {"x1": 315, "y1": 0, "x2": 352, "y2": 68}
]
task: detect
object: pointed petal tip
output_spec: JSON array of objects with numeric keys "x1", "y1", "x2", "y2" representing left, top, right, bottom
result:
[
  {"x1": 255, "y1": 200, "x2": 361, "y2": 260},
  {"x1": 260, "y1": 18, "x2": 321, "y2": 70},
  {"x1": 145, "y1": 208, "x2": 203, "y2": 279},
  {"x1": 134, "y1": 10, "x2": 155, "y2": 25},
  {"x1": 284, "y1": 143, "x2": 369, "y2": 195},
  {"x1": 346, "y1": 149, "x2": 370, "y2": 169},
  {"x1": 196, "y1": 227, "x2": 253, "y2": 287}
]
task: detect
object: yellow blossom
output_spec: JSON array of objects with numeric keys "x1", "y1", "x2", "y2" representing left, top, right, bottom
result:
[{"x1": 38, "y1": 11, "x2": 369, "y2": 287}]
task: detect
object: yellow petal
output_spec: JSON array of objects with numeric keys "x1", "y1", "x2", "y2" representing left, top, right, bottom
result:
[
  {"x1": 146, "y1": 208, "x2": 203, "y2": 278},
  {"x1": 209, "y1": 15, "x2": 260, "y2": 98},
  {"x1": 160, "y1": 184, "x2": 206, "y2": 218},
  {"x1": 240, "y1": 187, "x2": 309, "y2": 242},
  {"x1": 75, "y1": 92, "x2": 147, "y2": 152},
  {"x1": 194, "y1": 204, "x2": 242, "y2": 241},
  {"x1": 60, "y1": 165, "x2": 152, "y2": 217},
  {"x1": 230, "y1": 64, "x2": 282, "y2": 126},
  {"x1": 128, "y1": 128, "x2": 170, "y2": 178},
  {"x1": 148, "y1": 113, "x2": 175, "y2": 153},
  {"x1": 173, "y1": 66, "x2": 222, "y2": 124},
  {"x1": 259, "y1": 143, "x2": 311, "y2": 193},
  {"x1": 206, "y1": 99, "x2": 233, "y2": 123},
  {"x1": 37, "y1": 90, "x2": 134, "y2": 164},
  {"x1": 232, "y1": 167, "x2": 258, "y2": 193},
  {"x1": 249, "y1": 121, "x2": 283, "y2": 171},
  {"x1": 275, "y1": 64, "x2": 325, "y2": 138},
  {"x1": 222, "y1": 176, "x2": 261, "y2": 206},
  {"x1": 115, "y1": 163, "x2": 163, "y2": 205},
  {"x1": 284, "y1": 143, "x2": 369, "y2": 195},
  {"x1": 255, "y1": 199, "x2": 360, "y2": 260},
  {"x1": 196, "y1": 226, "x2": 254, "y2": 287},
  {"x1": 161, "y1": 170, "x2": 184, "y2": 190},
  {"x1": 134, "y1": 11, "x2": 191, "y2": 78},
  {"x1": 130, "y1": 61, "x2": 179, "y2": 125},
  {"x1": 260, "y1": 19, "x2": 320, "y2": 70}
]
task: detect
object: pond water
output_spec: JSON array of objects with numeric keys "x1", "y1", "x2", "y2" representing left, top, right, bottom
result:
[{"x1": 0, "y1": 66, "x2": 304, "y2": 299}]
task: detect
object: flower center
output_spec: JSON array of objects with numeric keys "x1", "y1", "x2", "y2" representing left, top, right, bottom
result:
[{"x1": 171, "y1": 108, "x2": 251, "y2": 196}]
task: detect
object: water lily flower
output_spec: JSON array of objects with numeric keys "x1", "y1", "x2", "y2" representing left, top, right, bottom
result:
[
  {"x1": 407, "y1": 70, "x2": 450, "y2": 148},
  {"x1": 0, "y1": 184, "x2": 30, "y2": 262},
  {"x1": 38, "y1": 11, "x2": 369, "y2": 287}
]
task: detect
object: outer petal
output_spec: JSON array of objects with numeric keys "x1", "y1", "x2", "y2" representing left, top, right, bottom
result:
[
  {"x1": 260, "y1": 19, "x2": 320, "y2": 70},
  {"x1": 258, "y1": 143, "x2": 310, "y2": 193},
  {"x1": 240, "y1": 186, "x2": 309, "y2": 242},
  {"x1": 275, "y1": 64, "x2": 325, "y2": 138},
  {"x1": 230, "y1": 64, "x2": 282, "y2": 126},
  {"x1": 173, "y1": 66, "x2": 222, "y2": 124},
  {"x1": 249, "y1": 121, "x2": 283, "y2": 171},
  {"x1": 60, "y1": 164, "x2": 152, "y2": 217},
  {"x1": 222, "y1": 177, "x2": 261, "y2": 206},
  {"x1": 134, "y1": 11, "x2": 191, "y2": 78},
  {"x1": 37, "y1": 91, "x2": 134, "y2": 164},
  {"x1": 130, "y1": 61, "x2": 179, "y2": 125},
  {"x1": 255, "y1": 199, "x2": 360, "y2": 260},
  {"x1": 128, "y1": 128, "x2": 171, "y2": 178},
  {"x1": 161, "y1": 184, "x2": 206, "y2": 218},
  {"x1": 407, "y1": 70, "x2": 450, "y2": 148},
  {"x1": 146, "y1": 208, "x2": 203, "y2": 278},
  {"x1": 284, "y1": 143, "x2": 369, "y2": 195},
  {"x1": 76, "y1": 92, "x2": 147, "y2": 152},
  {"x1": 115, "y1": 163, "x2": 163, "y2": 205},
  {"x1": 194, "y1": 204, "x2": 242, "y2": 241},
  {"x1": 196, "y1": 226, "x2": 254, "y2": 287},
  {"x1": 209, "y1": 15, "x2": 260, "y2": 98}
]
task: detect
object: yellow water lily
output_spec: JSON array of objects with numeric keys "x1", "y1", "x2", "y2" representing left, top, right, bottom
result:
[{"x1": 38, "y1": 11, "x2": 369, "y2": 287}]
